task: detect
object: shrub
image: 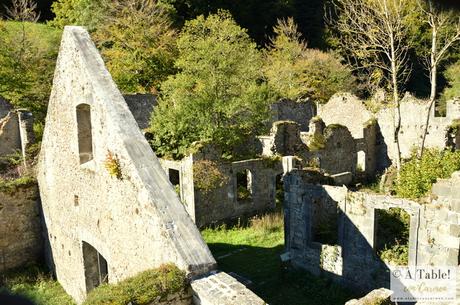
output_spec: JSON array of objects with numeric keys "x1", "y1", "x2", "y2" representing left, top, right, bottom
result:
[
  {"x1": 104, "y1": 151, "x2": 122, "y2": 180},
  {"x1": 193, "y1": 160, "x2": 228, "y2": 194},
  {"x1": 441, "y1": 60, "x2": 460, "y2": 102},
  {"x1": 83, "y1": 264, "x2": 186, "y2": 305},
  {"x1": 395, "y1": 149, "x2": 460, "y2": 199},
  {"x1": 376, "y1": 208, "x2": 409, "y2": 265}
]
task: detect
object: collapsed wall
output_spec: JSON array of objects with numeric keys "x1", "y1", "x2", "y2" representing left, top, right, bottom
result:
[
  {"x1": 284, "y1": 169, "x2": 460, "y2": 296},
  {"x1": 319, "y1": 93, "x2": 460, "y2": 170},
  {"x1": 38, "y1": 26, "x2": 216, "y2": 303}
]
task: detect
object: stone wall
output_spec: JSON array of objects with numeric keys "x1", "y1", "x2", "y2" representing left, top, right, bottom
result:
[
  {"x1": 284, "y1": 169, "x2": 460, "y2": 296},
  {"x1": 259, "y1": 120, "x2": 360, "y2": 181},
  {"x1": 191, "y1": 271, "x2": 266, "y2": 305},
  {"x1": 0, "y1": 183, "x2": 43, "y2": 272},
  {"x1": 0, "y1": 109, "x2": 35, "y2": 161},
  {"x1": 0, "y1": 96, "x2": 12, "y2": 119},
  {"x1": 270, "y1": 98, "x2": 316, "y2": 132},
  {"x1": 160, "y1": 154, "x2": 285, "y2": 228},
  {"x1": 0, "y1": 112, "x2": 21, "y2": 156},
  {"x1": 38, "y1": 26, "x2": 216, "y2": 304},
  {"x1": 319, "y1": 93, "x2": 460, "y2": 169}
]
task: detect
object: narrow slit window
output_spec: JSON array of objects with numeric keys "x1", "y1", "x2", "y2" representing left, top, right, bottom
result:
[{"x1": 76, "y1": 104, "x2": 93, "y2": 164}]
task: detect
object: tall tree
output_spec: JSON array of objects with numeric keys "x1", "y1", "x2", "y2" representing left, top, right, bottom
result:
[
  {"x1": 150, "y1": 11, "x2": 274, "y2": 159},
  {"x1": 0, "y1": 0, "x2": 60, "y2": 122},
  {"x1": 264, "y1": 18, "x2": 354, "y2": 102},
  {"x1": 418, "y1": 0, "x2": 460, "y2": 157},
  {"x1": 93, "y1": 0, "x2": 178, "y2": 93},
  {"x1": 327, "y1": 0, "x2": 412, "y2": 170}
]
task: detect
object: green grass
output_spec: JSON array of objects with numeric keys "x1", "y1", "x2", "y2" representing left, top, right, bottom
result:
[
  {"x1": 83, "y1": 264, "x2": 186, "y2": 305},
  {"x1": 201, "y1": 213, "x2": 355, "y2": 305},
  {"x1": 0, "y1": 265, "x2": 75, "y2": 305}
]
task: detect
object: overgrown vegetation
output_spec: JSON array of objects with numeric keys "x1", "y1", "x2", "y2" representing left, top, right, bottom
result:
[
  {"x1": 92, "y1": 0, "x2": 178, "y2": 94},
  {"x1": 395, "y1": 149, "x2": 460, "y2": 199},
  {"x1": 441, "y1": 60, "x2": 460, "y2": 102},
  {"x1": 375, "y1": 208, "x2": 410, "y2": 266},
  {"x1": 264, "y1": 18, "x2": 354, "y2": 103},
  {"x1": 0, "y1": 265, "x2": 75, "y2": 305},
  {"x1": 150, "y1": 11, "x2": 274, "y2": 159},
  {"x1": 0, "y1": 20, "x2": 60, "y2": 124},
  {"x1": 82, "y1": 264, "x2": 186, "y2": 305},
  {"x1": 202, "y1": 212, "x2": 355, "y2": 305},
  {"x1": 193, "y1": 159, "x2": 228, "y2": 194},
  {"x1": 0, "y1": 151, "x2": 36, "y2": 194}
]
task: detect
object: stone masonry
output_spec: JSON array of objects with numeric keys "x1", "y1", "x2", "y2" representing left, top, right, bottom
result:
[
  {"x1": 37, "y1": 26, "x2": 266, "y2": 305},
  {"x1": 284, "y1": 169, "x2": 460, "y2": 297},
  {"x1": 38, "y1": 26, "x2": 216, "y2": 303},
  {"x1": 0, "y1": 184, "x2": 42, "y2": 272}
]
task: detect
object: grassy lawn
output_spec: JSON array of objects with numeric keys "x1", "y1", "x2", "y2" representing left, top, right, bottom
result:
[
  {"x1": 202, "y1": 213, "x2": 356, "y2": 305},
  {"x1": 0, "y1": 265, "x2": 75, "y2": 305}
]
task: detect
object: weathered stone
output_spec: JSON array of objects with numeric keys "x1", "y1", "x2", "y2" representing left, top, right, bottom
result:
[
  {"x1": 37, "y1": 26, "x2": 216, "y2": 304},
  {"x1": 0, "y1": 184, "x2": 42, "y2": 272},
  {"x1": 191, "y1": 271, "x2": 266, "y2": 305}
]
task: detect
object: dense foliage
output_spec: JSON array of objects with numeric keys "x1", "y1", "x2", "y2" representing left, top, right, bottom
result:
[
  {"x1": 82, "y1": 264, "x2": 186, "y2": 305},
  {"x1": 264, "y1": 18, "x2": 354, "y2": 102},
  {"x1": 0, "y1": 21, "x2": 60, "y2": 122},
  {"x1": 150, "y1": 11, "x2": 274, "y2": 159},
  {"x1": 92, "y1": 0, "x2": 178, "y2": 93},
  {"x1": 395, "y1": 149, "x2": 460, "y2": 199},
  {"x1": 441, "y1": 60, "x2": 460, "y2": 101}
]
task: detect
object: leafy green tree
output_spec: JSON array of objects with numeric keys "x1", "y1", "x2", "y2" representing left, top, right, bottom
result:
[
  {"x1": 150, "y1": 11, "x2": 274, "y2": 159},
  {"x1": 92, "y1": 0, "x2": 178, "y2": 93},
  {"x1": 49, "y1": 0, "x2": 107, "y2": 31},
  {"x1": 0, "y1": 16, "x2": 61, "y2": 122},
  {"x1": 441, "y1": 60, "x2": 460, "y2": 101},
  {"x1": 264, "y1": 18, "x2": 354, "y2": 103}
]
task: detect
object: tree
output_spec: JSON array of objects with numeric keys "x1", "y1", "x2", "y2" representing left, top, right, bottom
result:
[
  {"x1": 49, "y1": 0, "x2": 107, "y2": 31},
  {"x1": 418, "y1": 0, "x2": 460, "y2": 157},
  {"x1": 327, "y1": 0, "x2": 412, "y2": 170},
  {"x1": 150, "y1": 11, "x2": 274, "y2": 159},
  {"x1": 441, "y1": 60, "x2": 460, "y2": 101},
  {"x1": 264, "y1": 18, "x2": 354, "y2": 103},
  {"x1": 0, "y1": 1, "x2": 61, "y2": 123},
  {"x1": 92, "y1": 0, "x2": 178, "y2": 93}
]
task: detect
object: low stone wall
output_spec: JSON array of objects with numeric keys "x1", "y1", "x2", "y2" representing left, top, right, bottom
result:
[
  {"x1": 151, "y1": 288, "x2": 193, "y2": 305},
  {"x1": 191, "y1": 271, "x2": 266, "y2": 305},
  {"x1": 0, "y1": 183, "x2": 43, "y2": 272}
]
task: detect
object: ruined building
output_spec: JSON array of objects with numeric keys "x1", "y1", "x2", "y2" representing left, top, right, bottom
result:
[
  {"x1": 0, "y1": 97, "x2": 35, "y2": 162},
  {"x1": 283, "y1": 169, "x2": 460, "y2": 296},
  {"x1": 37, "y1": 26, "x2": 265, "y2": 304}
]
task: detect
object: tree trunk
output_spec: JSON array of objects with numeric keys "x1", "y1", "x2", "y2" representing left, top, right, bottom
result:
[
  {"x1": 419, "y1": 19, "x2": 437, "y2": 159},
  {"x1": 390, "y1": 34, "x2": 402, "y2": 171}
]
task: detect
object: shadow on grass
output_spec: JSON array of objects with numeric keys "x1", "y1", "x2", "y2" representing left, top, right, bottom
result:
[{"x1": 207, "y1": 242, "x2": 358, "y2": 305}]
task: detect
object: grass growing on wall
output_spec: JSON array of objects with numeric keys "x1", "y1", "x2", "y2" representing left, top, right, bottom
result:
[
  {"x1": 201, "y1": 212, "x2": 355, "y2": 305},
  {"x1": 83, "y1": 264, "x2": 186, "y2": 305},
  {"x1": 0, "y1": 265, "x2": 75, "y2": 305}
]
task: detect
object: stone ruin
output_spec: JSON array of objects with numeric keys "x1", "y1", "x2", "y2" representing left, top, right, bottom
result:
[
  {"x1": 36, "y1": 26, "x2": 265, "y2": 304},
  {"x1": 283, "y1": 169, "x2": 460, "y2": 297},
  {"x1": 0, "y1": 96, "x2": 34, "y2": 163}
]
